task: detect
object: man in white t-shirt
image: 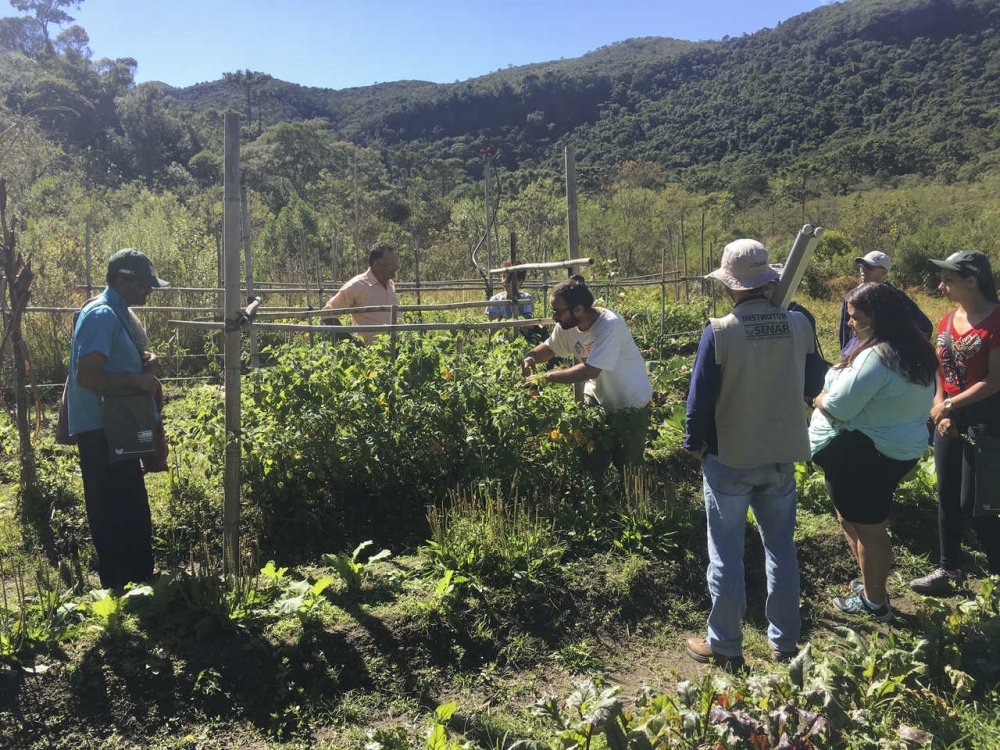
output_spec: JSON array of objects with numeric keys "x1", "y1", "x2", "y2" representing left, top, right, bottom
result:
[{"x1": 521, "y1": 275, "x2": 652, "y2": 469}]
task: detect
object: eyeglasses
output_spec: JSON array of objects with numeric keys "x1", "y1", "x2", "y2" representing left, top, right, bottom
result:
[{"x1": 551, "y1": 306, "x2": 570, "y2": 317}]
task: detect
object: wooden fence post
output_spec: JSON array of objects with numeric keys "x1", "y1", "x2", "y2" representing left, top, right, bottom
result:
[{"x1": 223, "y1": 113, "x2": 242, "y2": 576}]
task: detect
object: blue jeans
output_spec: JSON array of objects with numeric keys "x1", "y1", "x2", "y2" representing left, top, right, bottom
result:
[{"x1": 702, "y1": 455, "x2": 800, "y2": 657}]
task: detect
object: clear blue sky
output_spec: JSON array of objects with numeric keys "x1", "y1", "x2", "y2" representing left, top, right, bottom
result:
[{"x1": 52, "y1": 0, "x2": 835, "y2": 90}]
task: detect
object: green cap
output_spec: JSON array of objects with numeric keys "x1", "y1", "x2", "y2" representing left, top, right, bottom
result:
[
  {"x1": 928, "y1": 250, "x2": 992, "y2": 278},
  {"x1": 107, "y1": 249, "x2": 169, "y2": 288}
]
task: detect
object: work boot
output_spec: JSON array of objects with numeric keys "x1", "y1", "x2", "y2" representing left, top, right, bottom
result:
[{"x1": 685, "y1": 636, "x2": 746, "y2": 674}]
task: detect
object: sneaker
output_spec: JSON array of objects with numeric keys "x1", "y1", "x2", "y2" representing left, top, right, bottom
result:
[
  {"x1": 909, "y1": 568, "x2": 961, "y2": 596},
  {"x1": 685, "y1": 636, "x2": 747, "y2": 674},
  {"x1": 848, "y1": 578, "x2": 891, "y2": 603},
  {"x1": 831, "y1": 593, "x2": 894, "y2": 622}
]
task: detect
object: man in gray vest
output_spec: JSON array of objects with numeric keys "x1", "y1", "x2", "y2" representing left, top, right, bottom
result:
[{"x1": 683, "y1": 239, "x2": 814, "y2": 672}]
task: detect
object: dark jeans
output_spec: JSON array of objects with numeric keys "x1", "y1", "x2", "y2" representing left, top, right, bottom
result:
[
  {"x1": 934, "y1": 427, "x2": 1000, "y2": 573},
  {"x1": 78, "y1": 429, "x2": 154, "y2": 589}
]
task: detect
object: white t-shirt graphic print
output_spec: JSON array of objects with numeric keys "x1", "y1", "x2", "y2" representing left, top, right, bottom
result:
[{"x1": 545, "y1": 308, "x2": 653, "y2": 411}]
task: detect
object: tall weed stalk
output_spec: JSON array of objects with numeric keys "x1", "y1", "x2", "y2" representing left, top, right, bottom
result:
[{"x1": 427, "y1": 485, "x2": 565, "y2": 586}]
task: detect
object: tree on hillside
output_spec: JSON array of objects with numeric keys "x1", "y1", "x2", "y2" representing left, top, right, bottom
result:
[
  {"x1": 243, "y1": 120, "x2": 341, "y2": 209},
  {"x1": 0, "y1": 15, "x2": 45, "y2": 56},
  {"x1": 53, "y1": 22, "x2": 89, "y2": 58},
  {"x1": 222, "y1": 69, "x2": 273, "y2": 136},
  {"x1": 9, "y1": 0, "x2": 82, "y2": 52}
]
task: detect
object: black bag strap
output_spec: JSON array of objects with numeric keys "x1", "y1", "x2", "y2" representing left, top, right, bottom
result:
[{"x1": 80, "y1": 298, "x2": 144, "y2": 358}]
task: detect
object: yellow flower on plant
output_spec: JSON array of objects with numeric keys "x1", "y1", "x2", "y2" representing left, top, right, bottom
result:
[
  {"x1": 378, "y1": 393, "x2": 387, "y2": 405},
  {"x1": 442, "y1": 368, "x2": 453, "y2": 381},
  {"x1": 550, "y1": 429, "x2": 561, "y2": 441},
  {"x1": 369, "y1": 370, "x2": 378, "y2": 378}
]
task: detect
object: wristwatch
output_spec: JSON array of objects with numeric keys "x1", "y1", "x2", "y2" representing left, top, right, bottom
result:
[{"x1": 943, "y1": 398, "x2": 954, "y2": 413}]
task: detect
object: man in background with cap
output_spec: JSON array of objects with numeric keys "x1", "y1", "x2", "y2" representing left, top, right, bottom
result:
[
  {"x1": 67, "y1": 249, "x2": 168, "y2": 590},
  {"x1": 684, "y1": 239, "x2": 816, "y2": 672},
  {"x1": 838, "y1": 251, "x2": 932, "y2": 356}
]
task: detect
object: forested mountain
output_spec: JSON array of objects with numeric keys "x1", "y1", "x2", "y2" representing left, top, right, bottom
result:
[
  {"x1": 2, "y1": 0, "x2": 998, "y2": 196},
  {"x1": 163, "y1": 0, "x2": 1000, "y2": 185}
]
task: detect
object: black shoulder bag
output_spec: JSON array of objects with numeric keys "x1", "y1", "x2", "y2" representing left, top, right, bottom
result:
[{"x1": 98, "y1": 304, "x2": 158, "y2": 463}]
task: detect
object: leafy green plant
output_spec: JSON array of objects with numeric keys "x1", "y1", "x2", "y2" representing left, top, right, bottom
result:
[
  {"x1": 553, "y1": 640, "x2": 606, "y2": 675},
  {"x1": 914, "y1": 575, "x2": 1000, "y2": 695},
  {"x1": 420, "y1": 568, "x2": 470, "y2": 617},
  {"x1": 367, "y1": 702, "x2": 476, "y2": 750},
  {"x1": 510, "y1": 669, "x2": 842, "y2": 750},
  {"x1": 0, "y1": 556, "x2": 86, "y2": 666},
  {"x1": 795, "y1": 461, "x2": 831, "y2": 515},
  {"x1": 895, "y1": 452, "x2": 937, "y2": 507},
  {"x1": 321, "y1": 540, "x2": 390, "y2": 595},
  {"x1": 168, "y1": 546, "x2": 332, "y2": 633}
]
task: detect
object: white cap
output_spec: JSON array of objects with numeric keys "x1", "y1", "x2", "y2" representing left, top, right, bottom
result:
[{"x1": 854, "y1": 251, "x2": 891, "y2": 271}]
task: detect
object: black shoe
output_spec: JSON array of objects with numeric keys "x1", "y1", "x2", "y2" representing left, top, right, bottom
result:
[
  {"x1": 770, "y1": 641, "x2": 798, "y2": 663},
  {"x1": 909, "y1": 568, "x2": 961, "y2": 596}
]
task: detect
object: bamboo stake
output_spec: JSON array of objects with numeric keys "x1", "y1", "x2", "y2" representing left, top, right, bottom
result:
[
  {"x1": 389, "y1": 305, "x2": 398, "y2": 363},
  {"x1": 565, "y1": 145, "x2": 583, "y2": 402},
  {"x1": 84, "y1": 216, "x2": 92, "y2": 299},
  {"x1": 413, "y1": 244, "x2": 422, "y2": 314},
  {"x1": 660, "y1": 242, "x2": 666, "y2": 337},
  {"x1": 681, "y1": 215, "x2": 688, "y2": 302},
  {"x1": 222, "y1": 113, "x2": 242, "y2": 576},
  {"x1": 241, "y1": 185, "x2": 260, "y2": 368},
  {"x1": 301, "y1": 230, "x2": 313, "y2": 347},
  {"x1": 508, "y1": 231, "x2": 519, "y2": 342},
  {"x1": 331, "y1": 236, "x2": 339, "y2": 293}
]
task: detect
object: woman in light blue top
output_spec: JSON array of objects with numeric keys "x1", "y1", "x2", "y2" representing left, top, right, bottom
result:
[{"x1": 810, "y1": 282, "x2": 938, "y2": 622}]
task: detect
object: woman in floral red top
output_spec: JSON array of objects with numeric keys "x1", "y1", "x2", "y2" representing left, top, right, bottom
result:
[{"x1": 910, "y1": 251, "x2": 1000, "y2": 596}]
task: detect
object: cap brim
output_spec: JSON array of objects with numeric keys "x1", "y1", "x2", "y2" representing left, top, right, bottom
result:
[
  {"x1": 927, "y1": 259, "x2": 960, "y2": 272},
  {"x1": 854, "y1": 256, "x2": 889, "y2": 269},
  {"x1": 150, "y1": 276, "x2": 170, "y2": 288},
  {"x1": 706, "y1": 266, "x2": 779, "y2": 291}
]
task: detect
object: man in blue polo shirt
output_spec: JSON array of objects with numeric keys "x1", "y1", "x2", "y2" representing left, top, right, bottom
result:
[{"x1": 67, "y1": 249, "x2": 168, "y2": 590}]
